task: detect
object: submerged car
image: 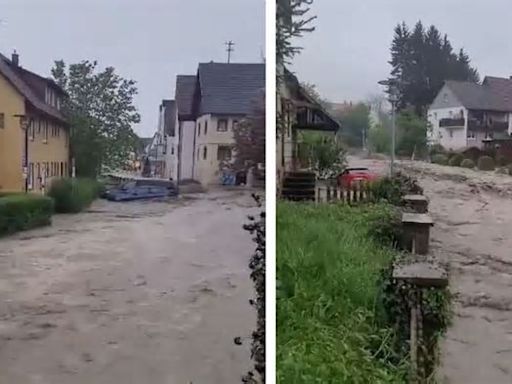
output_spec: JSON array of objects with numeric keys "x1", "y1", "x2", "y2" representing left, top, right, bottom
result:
[
  {"x1": 104, "y1": 178, "x2": 178, "y2": 201},
  {"x1": 337, "y1": 167, "x2": 378, "y2": 188}
]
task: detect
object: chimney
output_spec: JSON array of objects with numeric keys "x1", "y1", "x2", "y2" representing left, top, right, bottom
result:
[{"x1": 11, "y1": 50, "x2": 19, "y2": 67}]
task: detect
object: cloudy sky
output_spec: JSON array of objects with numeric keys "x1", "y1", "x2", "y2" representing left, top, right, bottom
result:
[
  {"x1": 0, "y1": 0, "x2": 265, "y2": 137},
  {"x1": 290, "y1": 0, "x2": 510, "y2": 104}
]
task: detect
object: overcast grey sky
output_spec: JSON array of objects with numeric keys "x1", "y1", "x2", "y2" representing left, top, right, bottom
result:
[
  {"x1": 290, "y1": 0, "x2": 510, "y2": 104},
  {"x1": 0, "y1": 0, "x2": 265, "y2": 137}
]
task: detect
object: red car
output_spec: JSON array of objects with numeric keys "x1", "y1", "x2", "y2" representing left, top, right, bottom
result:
[{"x1": 337, "y1": 167, "x2": 378, "y2": 188}]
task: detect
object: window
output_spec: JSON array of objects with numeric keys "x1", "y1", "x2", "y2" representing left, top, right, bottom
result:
[
  {"x1": 434, "y1": 112, "x2": 438, "y2": 120},
  {"x1": 203, "y1": 146, "x2": 207, "y2": 160},
  {"x1": 171, "y1": 145, "x2": 174, "y2": 155},
  {"x1": 217, "y1": 145, "x2": 232, "y2": 161},
  {"x1": 233, "y1": 120, "x2": 239, "y2": 130},
  {"x1": 204, "y1": 121, "x2": 208, "y2": 135},
  {"x1": 197, "y1": 147, "x2": 200, "y2": 160},
  {"x1": 29, "y1": 120, "x2": 35, "y2": 140},
  {"x1": 60, "y1": 162, "x2": 64, "y2": 177},
  {"x1": 217, "y1": 119, "x2": 228, "y2": 132},
  {"x1": 198, "y1": 122, "x2": 201, "y2": 137},
  {"x1": 467, "y1": 131, "x2": 476, "y2": 139},
  {"x1": 443, "y1": 93, "x2": 448, "y2": 103},
  {"x1": 0, "y1": 113, "x2": 4, "y2": 129}
]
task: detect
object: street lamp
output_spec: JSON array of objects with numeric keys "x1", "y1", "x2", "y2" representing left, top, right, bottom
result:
[
  {"x1": 378, "y1": 79, "x2": 399, "y2": 176},
  {"x1": 14, "y1": 114, "x2": 31, "y2": 192}
]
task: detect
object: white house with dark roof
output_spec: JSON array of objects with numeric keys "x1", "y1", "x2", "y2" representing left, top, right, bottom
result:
[
  {"x1": 428, "y1": 77, "x2": 512, "y2": 150},
  {"x1": 164, "y1": 62, "x2": 265, "y2": 186}
]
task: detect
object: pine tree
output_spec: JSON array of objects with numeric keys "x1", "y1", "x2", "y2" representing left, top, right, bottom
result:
[{"x1": 388, "y1": 21, "x2": 480, "y2": 117}]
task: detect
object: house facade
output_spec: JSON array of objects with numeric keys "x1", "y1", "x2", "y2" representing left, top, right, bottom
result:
[
  {"x1": 0, "y1": 52, "x2": 69, "y2": 193},
  {"x1": 277, "y1": 64, "x2": 341, "y2": 182},
  {"x1": 158, "y1": 62, "x2": 264, "y2": 186},
  {"x1": 428, "y1": 77, "x2": 512, "y2": 151}
]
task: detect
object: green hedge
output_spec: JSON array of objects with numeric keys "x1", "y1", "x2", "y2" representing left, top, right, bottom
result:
[
  {"x1": 48, "y1": 178, "x2": 101, "y2": 213},
  {"x1": 477, "y1": 156, "x2": 495, "y2": 171},
  {"x1": 460, "y1": 158, "x2": 475, "y2": 169},
  {"x1": 0, "y1": 194, "x2": 54, "y2": 236},
  {"x1": 448, "y1": 153, "x2": 464, "y2": 167},
  {"x1": 431, "y1": 154, "x2": 448, "y2": 165}
]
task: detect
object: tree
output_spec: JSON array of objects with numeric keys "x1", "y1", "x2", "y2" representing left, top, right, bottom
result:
[
  {"x1": 333, "y1": 103, "x2": 370, "y2": 148},
  {"x1": 300, "y1": 132, "x2": 346, "y2": 179},
  {"x1": 388, "y1": 21, "x2": 479, "y2": 117},
  {"x1": 396, "y1": 110, "x2": 428, "y2": 156},
  {"x1": 276, "y1": 0, "x2": 316, "y2": 65},
  {"x1": 52, "y1": 60, "x2": 140, "y2": 177},
  {"x1": 231, "y1": 90, "x2": 265, "y2": 172}
]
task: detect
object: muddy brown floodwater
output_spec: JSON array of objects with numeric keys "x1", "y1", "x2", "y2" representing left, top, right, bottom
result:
[
  {"x1": 0, "y1": 189, "x2": 259, "y2": 384},
  {"x1": 353, "y1": 156, "x2": 512, "y2": 384}
]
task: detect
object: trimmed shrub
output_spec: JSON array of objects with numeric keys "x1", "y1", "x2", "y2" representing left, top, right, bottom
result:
[
  {"x1": 477, "y1": 156, "x2": 495, "y2": 171},
  {"x1": 0, "y1": 194, "x2": 54, "y2": 236},
  {"x1": 48, "y1": 178, "x2": 99, "y2": 213},
  {"x1": 460, "y1": 158, "x2": 475, "y2": 169},
  {"x1": 496, "y1": 154, "x2": 508, "y2": 167},
  {"x1": 431, "y1": 154, "x2": 449, "y2": 165},
  {"x1": 448, "y1": 153, "x2": 464, "y2": 167}
]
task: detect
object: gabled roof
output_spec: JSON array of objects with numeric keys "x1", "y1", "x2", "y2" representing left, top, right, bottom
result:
[
  {"x1": 161, "y1": 99, "x2": 176, "y2": 136},
  {"x1": 0, "y1": 53, "x2": 67, "y2": 124},
  {"x1": 175, "y1": 75, "x2": 197, "y2": 120},
  {"x1": 197, "y1": 62, "x2": 265, "y2": 115},
  {"x1": 443, "y1": 77, "x2": 512, "y2": 112}
]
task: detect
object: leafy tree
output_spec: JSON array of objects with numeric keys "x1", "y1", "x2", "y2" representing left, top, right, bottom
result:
[
  {"x1": 52, "y1": 60, "x2": 140, "y2": 177},
  {"x1": 333, "y1": 103, "x2": 370, "y2": 148},
  {"x1": 388, "y1": 21, "x2": 479, "y2": 116},
  {"x1": 396, "y1": 110, "x2": 428, "y2": 156},
  {"x1": 231, "y1": 90, "x2": 265, "y2": 172},
  {"x1": 300, "y1": 132, "x2": 346, "y2": 179},
  {"x1": 368, "y1": 123, "x2": 391, "y2": 154}
]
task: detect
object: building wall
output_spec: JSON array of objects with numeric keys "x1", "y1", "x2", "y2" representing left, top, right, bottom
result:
[
  {"x1": 165, "y1": 134, "x2": 178, "y2": 180},
  {"x1": 0, "y1": 74, "x2": 25, "y2": 192},
  {"x1": 27, "y1": 117, "x2": 70, "y2": 192},
  {"x1": 180, "y1": 120, "x2": 195, "y2": 180},
  {"x1": 193, "y1": 114, "x2": 239, "y2": 185},
  {"x1": 427, "y1": 106, "x2": 468, "y2": 150}
]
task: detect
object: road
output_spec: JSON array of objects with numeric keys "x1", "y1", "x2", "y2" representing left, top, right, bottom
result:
[
  {"x1": 353, "y1": 156, "x2": 512, "y2": 384},
  {"x1": 0, "y1": 190, "x2": 259, "y2": 384}
]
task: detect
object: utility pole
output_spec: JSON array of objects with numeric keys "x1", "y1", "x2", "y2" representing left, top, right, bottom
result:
[{"x1": 225, "y1": 41, "x2": 235, "y2": 63}]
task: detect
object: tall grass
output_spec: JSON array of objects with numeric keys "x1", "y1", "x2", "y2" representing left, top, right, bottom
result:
[{"x1": 277, "y1": 202, "x2": 407, "y2": 383}]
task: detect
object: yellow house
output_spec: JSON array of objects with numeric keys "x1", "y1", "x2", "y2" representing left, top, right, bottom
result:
[{"x1": 0, "y1": 52, "x2": 69, "y2": 193}]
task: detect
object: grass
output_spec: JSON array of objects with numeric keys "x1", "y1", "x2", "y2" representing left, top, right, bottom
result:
[{"x1": 277, "y1": 202, "x2": 407, "y2": 383}]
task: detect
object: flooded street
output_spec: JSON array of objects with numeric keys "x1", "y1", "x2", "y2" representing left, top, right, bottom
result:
[
  {"x1": 355, "y1": 156, "x2": 512, "y2": 383},
  {"x1": 0, "y1": 190, "x2": 258, "y2": 384}
]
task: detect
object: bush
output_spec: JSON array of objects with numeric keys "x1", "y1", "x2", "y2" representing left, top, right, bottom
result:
[
  {"x1": 477, "y1": 156, "x2": 495, "y2": 171},
  {"x1": 460, "y1": 158, "x2": 475, "y2": 169},
  {"x1": 370, "y1": 172, "x2": 423, "y2": 206},
  {"x1": 448, "y1": 153, "x2": 464, "y2": 167},
  {"x1": 0, "y1": 194, "x2": 54, "y2": 236},
  {"x1": 496, "y1": 154, "x2": 508, "y2": 167},
  {"x1": 48, "y1": 178, "x2": 100, "y2": 213},
  {"x1": 431, "y1": 154, "x2": 448, "y2": 165},
  {"x1": 428, "y1": 144, "x2": 446, "y2": 156}
]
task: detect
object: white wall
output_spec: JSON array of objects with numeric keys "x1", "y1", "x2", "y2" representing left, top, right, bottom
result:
[
  {"x1": 179, "y1": 120, "x2": 195, "y2": 180},
  {"x1": 193, "y1": 114, "x2": 239, "y2": 185},
  {"x1": 428, "y1": 106, "x2": 468, "y2": 150}
]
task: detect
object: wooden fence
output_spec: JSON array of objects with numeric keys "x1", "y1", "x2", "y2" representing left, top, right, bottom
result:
[{"x1": 315, "y1": 184, "x2": 373, "y2": 204}]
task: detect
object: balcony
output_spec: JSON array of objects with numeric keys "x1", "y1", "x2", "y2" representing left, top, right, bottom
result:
[
  {"x1": 467, "y1": 119, "x2": 508, "y2": 131},
  {"x1": 293, "y1": 108, "x2": 340, "y2": 132},
  {"x1": 439, "y1": 118, "x2": 465, "y2": 128}
]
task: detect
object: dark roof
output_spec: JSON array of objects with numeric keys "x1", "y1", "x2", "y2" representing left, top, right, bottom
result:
[
  {"x1": 161, "y1": 99, "x2": 176, "y2": 136},
  {"x1": 0, "y1": 53, "x2": 67, "y2": 124},
  {"x1": 175, "y1": 75, "x2": 197, "y2": 120},
  {"x1": 444, "y1": 77, "x2": 512, "y2": 112},
  {"x1": 197, "y1": 62, "x2": 265, "y2": 115}
]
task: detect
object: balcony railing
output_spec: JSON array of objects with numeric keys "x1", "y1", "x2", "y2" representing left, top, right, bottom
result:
[
  {"x1": 467, "y1": 119, "x2": 508, "y2": 131},
  {"x1": 439, "y1": 118, "x2": 465, "y2": 128}
]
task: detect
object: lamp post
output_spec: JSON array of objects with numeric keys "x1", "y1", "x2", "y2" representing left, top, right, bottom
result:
[
  {"x1": 378, "y1": 80, "x2": 399, "y2": 176},
  {"x1": 14, "y1": 114, "x2": 30, "y2": 192}
]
